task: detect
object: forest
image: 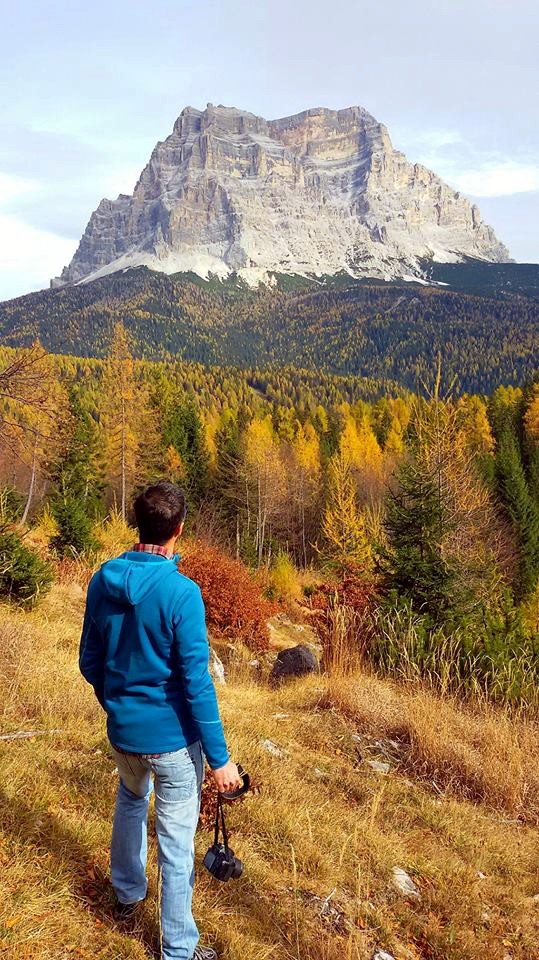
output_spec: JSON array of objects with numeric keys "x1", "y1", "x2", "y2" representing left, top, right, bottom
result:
[
  {"x1": 1, "y1": 328, "x2": 538, "y2": 712},
  {"x1": 0, "y1": 264, "x2": 538, "y2": 393}
]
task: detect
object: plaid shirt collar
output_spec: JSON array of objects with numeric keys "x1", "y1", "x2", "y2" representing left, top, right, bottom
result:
[{"x1": 133, "y1": 543, "x2": 175, "y2": 560}]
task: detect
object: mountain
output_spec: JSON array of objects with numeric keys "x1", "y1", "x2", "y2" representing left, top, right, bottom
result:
[
  {"x1": 52, "y1": 104, "x2": 510, "y2": 288},
  {"x1": 4, "y1": 265, "x2": 538, "y2": 394}
]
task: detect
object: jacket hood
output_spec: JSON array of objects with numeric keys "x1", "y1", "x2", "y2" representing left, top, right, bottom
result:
[{"x1": 99, "y1": 552, "x2": 180, "y2": 606}]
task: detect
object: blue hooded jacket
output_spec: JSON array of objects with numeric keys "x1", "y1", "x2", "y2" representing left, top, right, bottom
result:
[{"x1": 79, "y1": 551, "x2": 229, "y2": 769}]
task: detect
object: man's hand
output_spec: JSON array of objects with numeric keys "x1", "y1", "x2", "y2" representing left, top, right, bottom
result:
[{"x1": 210, "y1": 760, "x2": 242, "y2": 793}]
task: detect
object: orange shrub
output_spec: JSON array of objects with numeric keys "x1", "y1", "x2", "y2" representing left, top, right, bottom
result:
[
  {"x1": 304, "y1": 565, "x2": 376, "y2": 617},
  {"x1": 180, "y1": 539, "x2": 276, "y2": 650}
]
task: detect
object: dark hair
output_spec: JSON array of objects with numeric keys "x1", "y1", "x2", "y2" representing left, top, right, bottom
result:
[{"x1": 133, "y1": 482, "x2": 187, "y2": 544}]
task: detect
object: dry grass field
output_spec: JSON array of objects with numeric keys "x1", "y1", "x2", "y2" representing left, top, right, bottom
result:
[{"x1": 0, "y1": 581, "x2": 538, "y2": 960}]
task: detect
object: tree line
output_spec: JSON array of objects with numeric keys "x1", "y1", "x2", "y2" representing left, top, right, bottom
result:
[
  {"x1": 1, "y1": 266, "x2": 537, "y2": 394},
  {"x1": 1, "y1": 328, "x2": 538, "y2": 707}
]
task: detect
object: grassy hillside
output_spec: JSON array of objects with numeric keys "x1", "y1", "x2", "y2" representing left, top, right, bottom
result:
[
  {"x1": 1, "y1": 264, "x2": 538, "y2": 393},
  {"x1": 1, "y1": 574, "x2": 538, "y2": 960}
]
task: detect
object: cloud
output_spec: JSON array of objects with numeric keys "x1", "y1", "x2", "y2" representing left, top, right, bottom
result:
[
  {"x1": 403, "y1": 129, "x2": 463, "y2": 150},
  {"x1": 393, "y1": 126, "x2": 539, "y2": 199},
  {"x1": 0, "y1": 124, "x2": 143, "y2": 298},
  {"x1": 0, "y1": 171, "x2": 37, "y2": 205},
  {"x1": 0, "y1": 213, "x2": 76, "y2": 300},
  {"x1": 446, "y1": 162, "x2": 539, "y2": 198}
]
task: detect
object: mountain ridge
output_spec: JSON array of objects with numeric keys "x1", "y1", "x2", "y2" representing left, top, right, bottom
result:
[
  {"x1": 52, "y1": 102, "x2": 510, "y2": 288},
  {"x1": 4, "y1": 263, "x2": 537, "y2": 395}
]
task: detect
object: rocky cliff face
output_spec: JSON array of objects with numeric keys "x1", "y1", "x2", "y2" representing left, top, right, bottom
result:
[{"x1": 53, "y1": 104, "x2": 511, "y2": 287}]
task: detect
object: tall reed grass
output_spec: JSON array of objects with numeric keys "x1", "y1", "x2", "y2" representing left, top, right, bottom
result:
[{"x1": 319, "y1": 596, "x2": 538, "y2": 713}]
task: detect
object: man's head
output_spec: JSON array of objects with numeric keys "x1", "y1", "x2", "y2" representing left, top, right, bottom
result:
[{"x1": 133, "y1": 482, "x2": 188, "y2": 546}]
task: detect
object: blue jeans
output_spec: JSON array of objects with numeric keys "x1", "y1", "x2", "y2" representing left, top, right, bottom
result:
[{"x1": 110, "y1": 740, "x2": 204, "y2": 960}]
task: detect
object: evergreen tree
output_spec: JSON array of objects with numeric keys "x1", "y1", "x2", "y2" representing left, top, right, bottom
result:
[
  {"x1": 50, "y1": 496, "x2": 97, "y2": 556},
  {"x1": 523, "y1": 383, "x2": 539, "y2": 508},
  {"x1": 493, "y1": 428, "x2": 539, "y2": 598},
  {"x1": 162, "y1": 396, "x2": 210, "y2": 506},
  {"x1": 213, "y1": 409, "x2": 243, "y2": 516},
  {"x1": 378, "y1": 457, "x2": 460, "y2": 619},
  {"x1": 490, "y1": 387, "x2": 539, "y2": 598},
  {"x1": 49, "y1": 389, "x2": 102, "y2": 556},
  {"x1": 52, "y1": 389, "x2": 103, "y2": 509},
  {"x1": 288, "y1": 421, "x2": 322, "y2": 566}
]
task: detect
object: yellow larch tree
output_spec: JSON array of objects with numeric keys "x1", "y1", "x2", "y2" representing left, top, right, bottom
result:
[
  {"x1": 457, "y1": 395, "x2": 495, "y2": 458},
  {"x1": 339, "y1": 413, "x2": 384, "y2": 506},
  {"x1": 243, "y1": 416, "x2": 286, "y2": 567},
  {"x1": 321, "y1": 446, "x2": 372, "y2": 571},
  {"x1": 99, "y1": 324, "x2": 160, "y2": 519},
  {"x1": 524, "y1": 385, "x2": 539, "y2": 442},
  {"x1": 288, "y1": 421, "x2": 322, "y2": 565}
]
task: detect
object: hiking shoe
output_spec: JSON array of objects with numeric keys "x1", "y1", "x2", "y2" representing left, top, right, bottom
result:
[
  {"x1": 113, "y1": 898, "x2": 144, "y2": 922},
  {"x1": 192, "y1": 947, "x2": 218, "y2": 960}
]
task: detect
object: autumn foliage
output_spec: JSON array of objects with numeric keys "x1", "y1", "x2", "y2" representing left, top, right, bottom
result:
[
  {"x1": 305, "y1": 566, "x2": 377, "y2": 617},
  {"x1": 180, "y1": 539, "x2": 276, "y2": 650}
]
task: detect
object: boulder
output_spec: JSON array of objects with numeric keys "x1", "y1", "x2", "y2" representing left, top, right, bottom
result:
[{"x1": 270, "y1": 644, "x2": 319, "y2": 684}]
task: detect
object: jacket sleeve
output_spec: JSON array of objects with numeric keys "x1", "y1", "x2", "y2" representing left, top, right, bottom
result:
[
  {"x1": 79, "y1": 581, "x2": 106, "y2": 708},
  {"x1": 172, "y1": 583, "x2": 229, "y2": 769}
]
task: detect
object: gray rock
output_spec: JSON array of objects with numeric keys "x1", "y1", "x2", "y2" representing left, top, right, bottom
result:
[
  {"x1": 367, "y1": 759, "x2": 391, "y2": 774},
  {"x1": 52, "y1": 103, "x2": 510, "y2": 289},
  {"x1": 270, "y1": 644, "x2": 319, "y2": 684},
  {"x1": 391, "y1": 867, "x2": 421, "y2": 900},
  {"x1": 373, "y1": 951, "x2": 396, "y2": 960},
  {"x1": 261, "y1": 739, "x2": 286, "y2": 759}
]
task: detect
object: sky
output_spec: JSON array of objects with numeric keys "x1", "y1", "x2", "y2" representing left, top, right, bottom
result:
[{"x1": 0, "y1": 0, "x2": 537, "y2": 301}]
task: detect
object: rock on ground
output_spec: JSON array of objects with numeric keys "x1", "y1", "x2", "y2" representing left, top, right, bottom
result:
[
  {"x1": 391, "y1": 867, "x2": 421, "y2": 900},
  {"x1": 270, "y1": 644, "x2": 319, "y2": 685}
]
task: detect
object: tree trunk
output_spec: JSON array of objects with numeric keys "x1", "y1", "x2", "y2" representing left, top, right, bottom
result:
[{"x1": 21, "y1": 435, "x2": 38, "y2": 525}]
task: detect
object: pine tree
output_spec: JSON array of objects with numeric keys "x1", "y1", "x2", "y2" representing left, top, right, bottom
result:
[
  {"x1": 49, "y1": 389, "x2": 102, "y2": 555},
  {"x1": 494, "y1": 428, "x2": 539, "y2": 598},
  {"x1": 162, "y1": 395, "x2": 210, "y2": 506},
  {"x1": 490, "y1": 386, "x2": 539, "y2": 598},
  {"x1": 523, "y1": 383, "x2": 539, "y2": 508},
  {"x1": 52, "y1": 389, "x2": 103, "y2": 508},
  {"x1": 211, "y1": 407, "x2": 252, "y2": 556},
  {"x1": 378, "y1": 457, "x2": 459, "y2": 618},
  {"x1": 214, "y1": 410, "x2": 242, "y2": 510}
]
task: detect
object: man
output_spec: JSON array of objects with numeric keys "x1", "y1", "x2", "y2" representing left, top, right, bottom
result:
[{"x1": 79, "y1": 481, "x2": 241, "y2": 960}]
